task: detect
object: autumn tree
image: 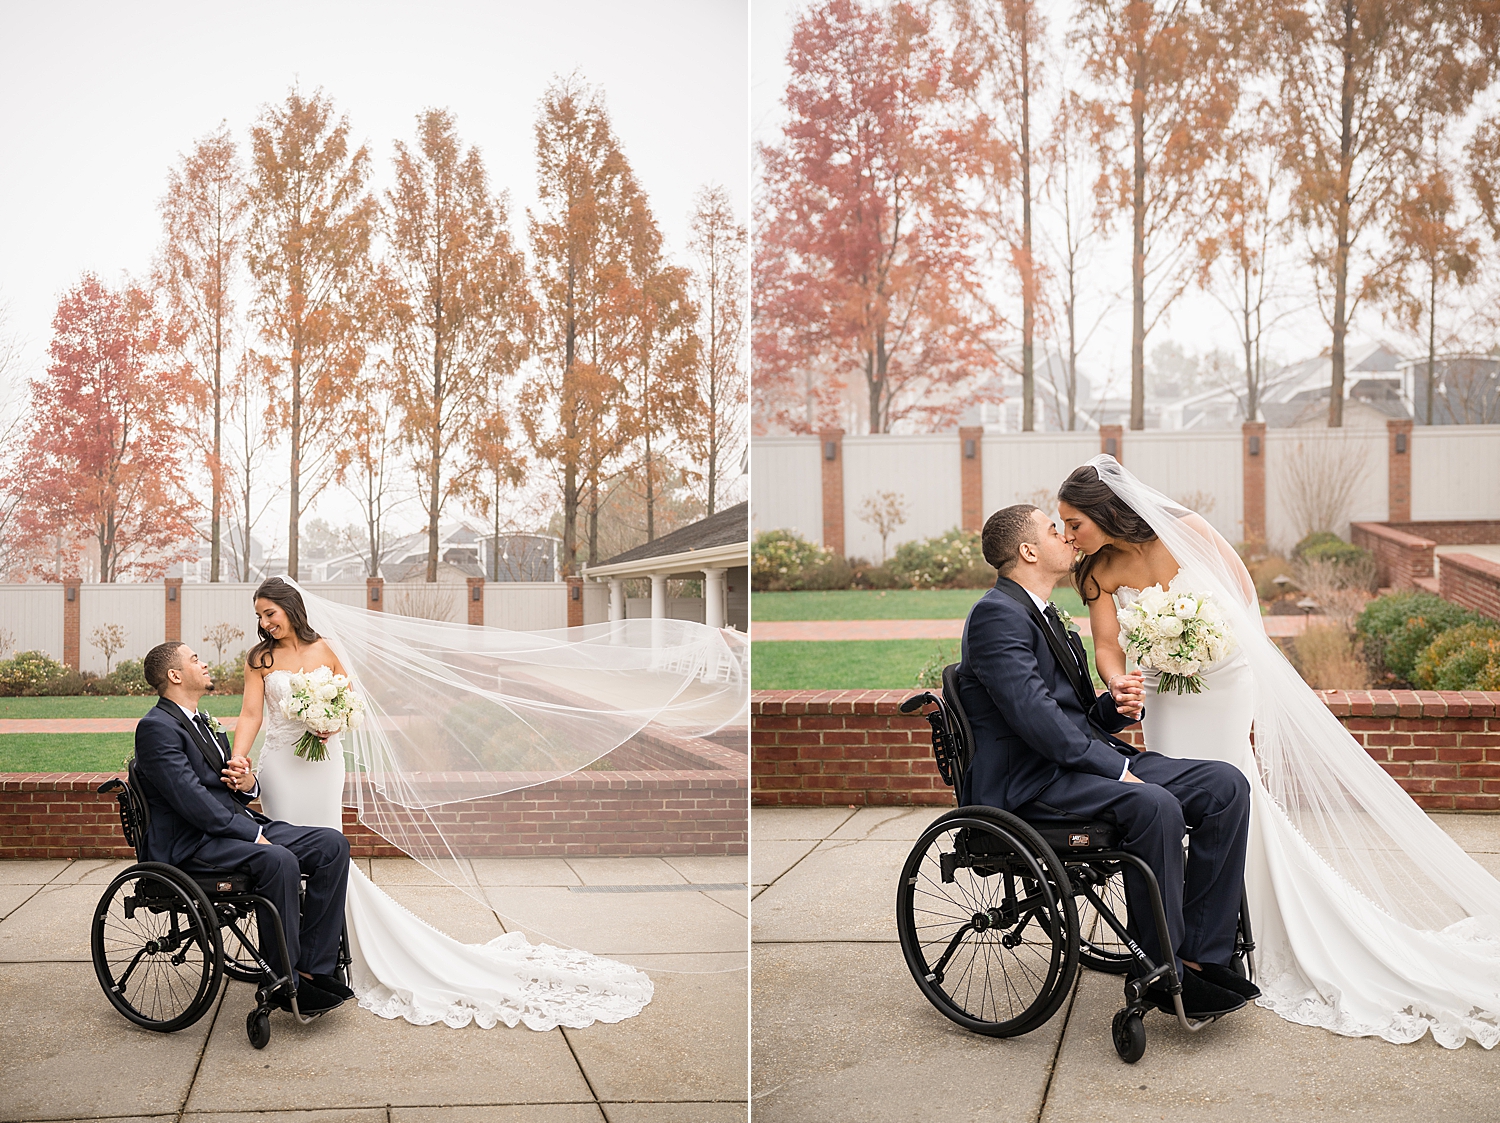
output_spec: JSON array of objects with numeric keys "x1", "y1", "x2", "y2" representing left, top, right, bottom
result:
[
  {"x1": 1074, "y1": 0, "x2": 1242, "y2": 430},
  {"x1": 338, "y1": 360, "x2": 401, "y2": 578},
  {"x1": 1388, "y1": 147, "x2": 1479, "y2": 424},
  {"x1": 156, "y1": 122, "x2": 246, "y2": 583},
  {"x1": 685, "y1": 184, "x2": 747, "y2": 515},
  {"x1": 465, "y1": 389, "x2": 527, "y2": 582},
  {"x1": 523, "y1": 74, "x2": 639, "y2": 573},
  {"x1": 755, "y1": 0, "x2": 998, "y2": 436},
  {"x1": 950, "y1": 0, "x2": 1047, "y2": 430},
  {"x1": 224, "y1": 349, "x2": 279, "y2": 582},
  {"x1": 245, "y1": 88, "x2": 377, "y2": 579},
  {"x1": 385, "y1": 109, "x2": 533, "y2": 582},
  {"x1": 1273, "y1": 0, "x2": 1492, "y2": 426},
  {"x1": 5, "y1": 275, "x2": 197, "y2": 581}
]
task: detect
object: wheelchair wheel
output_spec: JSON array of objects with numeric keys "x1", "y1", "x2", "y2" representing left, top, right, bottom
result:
[
  {"x1": 1076, "y1": 863, "x2": 1135, "y2": 976},
  {"x1": 91, "y1": 863, "x2": 224, "y2": 1032},
  {"x1": 219, "y1": 904, "x2": 268, "y2": 983},
  {"x1": 1112, "y1": 1007, "x2": 1147, "y2": 1063},
  {"x1": 896, "y1": 806, "x2": 1078, "y2": 1038}
]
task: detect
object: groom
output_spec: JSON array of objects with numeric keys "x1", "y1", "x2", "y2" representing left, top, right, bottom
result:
[
  {"x1": 954, "y1": 505, "x2": 1256, "y2": 1018},
  {"x1": 132, "y1": 640, "x2": 351, "y2": 1013}
]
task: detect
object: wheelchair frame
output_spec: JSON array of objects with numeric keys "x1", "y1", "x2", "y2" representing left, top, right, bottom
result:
[
  {"x1": 92, "y1": 764, "x2": 351, "y2": 1049},
  {"x1": 897, "y1": 665, "x2": 1256, "y2": 1063}
]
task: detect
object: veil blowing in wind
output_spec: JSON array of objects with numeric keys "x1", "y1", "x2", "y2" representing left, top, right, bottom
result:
[
  {"x1": 276, "y1": 576, "x2": 748, "y2": 965},
  {"x1": 1088, "y1": 454, "x2": 1500, "y2": 1048}
]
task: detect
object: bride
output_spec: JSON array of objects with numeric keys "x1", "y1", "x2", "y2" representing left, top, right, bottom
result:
[
  {"x1": 229, "y1": 576, "x2": 667, "y2": 1031},
  {"x1": 1057, "y1": 454, "x2": 1500, "y2": 1049}
]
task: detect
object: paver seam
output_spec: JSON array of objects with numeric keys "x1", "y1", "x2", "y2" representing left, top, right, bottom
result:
[
  {"x1": 557, "y1": 1025, "x2": 605, "y2": 1113},
  {"x1": 1033, "y1": 968, "x2": 1084, "y2": 1123},
  {"x1": 749, "y1": 809, "x2": 857, "y2": 903},
  {"x1": 175, "y1": 980, "x2": 229, "y2": 1123}
]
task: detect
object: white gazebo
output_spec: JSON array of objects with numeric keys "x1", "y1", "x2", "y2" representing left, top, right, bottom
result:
[{"x1": 582, "y1": 502, "x2": 749, "y2": 630}]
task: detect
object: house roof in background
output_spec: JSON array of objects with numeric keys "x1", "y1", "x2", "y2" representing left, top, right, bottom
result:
[{"x1": 598, "y1": 502, "x2": 748, "y2": 567}]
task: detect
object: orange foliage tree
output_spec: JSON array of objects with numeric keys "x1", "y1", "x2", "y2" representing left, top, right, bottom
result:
[
  {"x1": 755, "y1": 0, "x2": 999, "y2": 435},
  {"x1": 686, "y1": 184, "x2": 747, "y2": 516},
  {"x1": 385, "y1": 109, "x2": 533, "y2": 581},
  {"x1": 245, "y1": 88, "x2": 377, "y2": 579},
  {"x1": 6, "y1": 275, "x2": 198, "y2": 581},
  {"x1": 1074, "y1": 0, "x2": 1243, "y2": 431},
  {"x1": 156, "y1": 121, "x2": 247, "y2": 583}
]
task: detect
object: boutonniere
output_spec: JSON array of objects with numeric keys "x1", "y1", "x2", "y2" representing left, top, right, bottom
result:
[
  {"x1": 1050, "y1": 602, "x2": 1079, "y2": 634},
  {"x1": 202, "y1": 713, "x2": 227, "y2": 736}
]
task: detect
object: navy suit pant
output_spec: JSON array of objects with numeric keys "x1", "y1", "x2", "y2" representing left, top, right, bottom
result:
[
  {"x1": 1021, "y1": 751, "x2": 1250, "y2": 971},
  {"x1": 190, "y1": 821, "x2": 350, "y2": 981}
]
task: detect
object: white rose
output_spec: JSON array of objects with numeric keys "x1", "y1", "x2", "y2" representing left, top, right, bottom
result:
[
  {"x1": 1174, "y1": 595, "x2": 1198, "y2": 618},
  {"x1": 1157, "y1": 616, "x2": 1184, "y2": 638}
]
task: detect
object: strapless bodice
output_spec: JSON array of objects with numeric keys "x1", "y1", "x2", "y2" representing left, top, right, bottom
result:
[{"x1": 261, "y1": 668, "x2": 340, "y2": 755}]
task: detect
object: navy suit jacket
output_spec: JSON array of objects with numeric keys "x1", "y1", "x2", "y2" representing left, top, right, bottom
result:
[
  {"x1": 955, "y1": 577, "x2": 1138, "y2": 812},
  {"x1": 132, "y1": 698, "x2": 269, "y2": 866}
]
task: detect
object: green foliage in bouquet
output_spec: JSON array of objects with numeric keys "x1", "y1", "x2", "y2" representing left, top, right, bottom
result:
[
  {"x1": 1356, "y1": 592, "x2": 1482, "y2": 683},
  {"x1": 888, "y1": 528, "x2": 994, "y2": 590},
  {"x1": 1412, "y1": 622, "x2": 1500, "y2": 691}
]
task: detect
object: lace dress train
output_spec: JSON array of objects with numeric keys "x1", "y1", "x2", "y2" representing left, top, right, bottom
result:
[{"x1": 256, "y1": 670, "x2": 653, "y2": 1030}]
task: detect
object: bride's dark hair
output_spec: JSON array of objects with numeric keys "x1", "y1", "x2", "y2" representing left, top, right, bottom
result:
[
  {"x1": 1058, "y1": 464, "x2": 1158, "y2": 603},
  {"x1": 248, "y1": 578, "x2": 321, "y2": 669}
]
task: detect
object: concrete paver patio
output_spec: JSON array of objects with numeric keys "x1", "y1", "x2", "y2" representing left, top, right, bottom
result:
[
  {"x1": 0, "y1": 856, "x2": 748, "y2": 1123},
  {"x1": 752, "y1": 806, "x2": 1500, "y2": 1122}
]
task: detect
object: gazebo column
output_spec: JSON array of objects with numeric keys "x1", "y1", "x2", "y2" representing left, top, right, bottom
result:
[
  {"x1": 703, "y1": 567, "x2": 726, "y2": 628},
  {"x1": 609, "y1": 579, "x2": 625, "y2": 622},
  {"x1": 650, "y1": 573, "x2": 668, "y2": 620}
]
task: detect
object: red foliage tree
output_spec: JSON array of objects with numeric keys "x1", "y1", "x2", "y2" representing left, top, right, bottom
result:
[
  {"x1": 6, "y1": 275, "x2": 198, "y2": 581},
  {"x1": 755, "y1": 0, "x2": 999, "y2": 435}
]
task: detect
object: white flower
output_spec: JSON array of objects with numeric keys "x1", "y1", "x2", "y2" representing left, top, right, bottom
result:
[
  {"x1": 1157, "y1": 616, "x2": 1184, "y2": 638},
  {"x1": 1173, "y1": 595, "x2": 1198, "y2": 618}
]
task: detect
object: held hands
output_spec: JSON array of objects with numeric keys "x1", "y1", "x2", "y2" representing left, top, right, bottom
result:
[
  {"x1": 1107, "y1": 670, "x2": 1145, "y2": 720},
  {"x1": 221, "y1": 754, "x2": 256, "y2": 794}
]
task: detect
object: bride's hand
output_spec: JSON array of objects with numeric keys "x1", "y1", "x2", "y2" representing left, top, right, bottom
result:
[{"x1": 1108, "y1": 671, "x2": 1145, "y2": 719}]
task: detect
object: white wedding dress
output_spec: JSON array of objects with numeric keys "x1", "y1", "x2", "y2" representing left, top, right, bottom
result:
[
  {"x1": 255, "y1": 668, "x2": 653, "y2": 1030},
  {"x1": 1093, "y1": 451, "x2": 1500, "y2": 1050}
]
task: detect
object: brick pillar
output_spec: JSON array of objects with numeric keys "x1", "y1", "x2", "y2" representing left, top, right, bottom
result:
[
  {"x1": 819, "y1": 428, "x2": 845, "y2": 557},
  {"x1": 1242, "y1": 422, "x2": 1267, "y2": 549},
  {"x1": 1100, "y1": 424, "x2": 1123, "y2": 461},
  {"x1": 959, "y1": 426, "x2": 983, "y2": 532},
  {"x1": 164, "y1": 578, "x2": 183, "y2": 642},
  {"x1": 467, "y1": 577, "x2": 485, "y2": 626},
  {"x1": 366, "y1": 576, "x2": 384, "y2": 611},
  {"x1": 567, "y1": 575, "x2": 584, "y2": 627},
  {"x1": 63, "y1": 578, "x2": 81, "y2": 670},
  {"x1": 1388, "y1": 418, "x2": 1413, "y2": 523}
]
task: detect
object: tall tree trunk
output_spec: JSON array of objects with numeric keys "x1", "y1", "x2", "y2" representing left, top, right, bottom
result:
[
  {"x1": 1427, "y1": 264, "x2": 1437, "y2": 425},
  {"x1": 1328, "y1": 1, "x2": 1356, "y2": 429},
  {"x1": 1020, "y1": 12, "x2": 1035, "y2": 432},
  {"x1": 1130, "y1": 34, "x2": 1147, "y2": 432},
  {"x1": 644, "y1": 429, "x2": 655, "y2": 541},
  {"x1": 562, "y1": 255, "x2": 578, "y2": 575},
  {"x1": 587, "y1": 477, "x2": 599, "y2": 565},
  {"x1": 210, "y1": 294, "x2": 222, "y2": 582},
  {"x1": 1243, "y1": 266, "x2": 1256, "y2": 422},
  {"x1": 288, "y1": 352, "x2": 301, "y2": 579}
]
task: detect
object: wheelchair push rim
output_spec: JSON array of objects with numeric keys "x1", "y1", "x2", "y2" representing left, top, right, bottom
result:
[
  {"x1": 91, "y1": 863, "x2": 224, "y2": 1033},
  {"x1": 896, "y1": 807, "x2": 1079, "y2": 1038}
]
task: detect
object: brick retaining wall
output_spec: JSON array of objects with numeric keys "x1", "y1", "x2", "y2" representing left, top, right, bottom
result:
[
  {"x1": 1438, "y1": 552, "x2": 1500, "y2": 623},
  {"x1": 751, "y1": 689, "x2": 1500, "y2": 812},
  {"x1": 1352, "y1": 520, "x2": 1500, "y2": 611}
]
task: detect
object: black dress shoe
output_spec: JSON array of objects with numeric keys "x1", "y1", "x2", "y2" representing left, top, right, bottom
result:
[
  {"x1": 309, "y1": 973, "x2": 355, "y2": 1001},
  {"x1": 285, "y1": 980, "x2": 345, "y2": 1015},
  {"x1": 1148, "y1": 969, "x2": 1246, "y2": 1018},
  {"x1": 1189, "y1": 961, "x2": 1261, "y2": 1000}
]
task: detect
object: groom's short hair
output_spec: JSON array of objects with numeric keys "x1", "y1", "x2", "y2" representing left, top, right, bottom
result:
[
  {"x1": 143, "y1": 642, "x2": 187, "y2": 694},
  {"x1": 983, "y1": 504, "x2": 1042, "y2": 575}
]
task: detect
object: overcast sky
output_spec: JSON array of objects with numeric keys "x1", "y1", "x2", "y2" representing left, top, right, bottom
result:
[{"x1": 0, "y1": 0, "x2": 748, "y2": 543}]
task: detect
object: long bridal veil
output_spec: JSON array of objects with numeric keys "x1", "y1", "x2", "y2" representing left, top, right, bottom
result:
[
  {"x1": 276, "y1": 576, "x2": 748, "y2": 971},
  {"x1": 1088, "y1": 454, "x2": 1500, "y2": 1046}
]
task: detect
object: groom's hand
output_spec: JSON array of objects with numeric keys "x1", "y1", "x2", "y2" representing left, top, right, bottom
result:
[
  {"x1": 1108, "y1": 671, "x2": 1145, "y2": 720},
  {"x1": 1121, "y1": 769, "x2": 1144, "y2": 784}
]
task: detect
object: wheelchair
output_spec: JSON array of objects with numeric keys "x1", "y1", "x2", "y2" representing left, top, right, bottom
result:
[
  {"x1": 896, "y1": 666, "x2": 1255, "y2": 1063},
  {"x1": 90, "y1": 763, "x2": 351, "y2": 1049}
]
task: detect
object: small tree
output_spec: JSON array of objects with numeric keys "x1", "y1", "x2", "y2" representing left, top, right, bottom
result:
[
  {"x1": 90, "y1": 624, "x2": 127, "y2": 675},
  {"x1": 0, "y1": 627, "x2": 15, "y2": 659},
  {"x1": 203, "y1": 622, "x2": 245, "y2": 666},
  {"x1": 858, "y1": 490, "x2": 909, "y2": 564}
]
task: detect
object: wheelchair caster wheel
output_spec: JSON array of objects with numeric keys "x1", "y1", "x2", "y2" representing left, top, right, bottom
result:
[
  {"x1": 1112, "y1": 1008, "x2": 1146, "y2": 1063},
  {"x1": 247, "y1": 1007, "x2": 270, "y2": 1050}
]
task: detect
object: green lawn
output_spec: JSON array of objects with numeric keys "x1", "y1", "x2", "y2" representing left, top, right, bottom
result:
[
  {"x1": 752, "y1": 636, "x2": 1105, "y2": 691},
  {"x1": 0, "y1": 695, "x2": 244, "y2": 719},
  {"x1": 0, "y1": 733, "x2": 137, "y2": 772},
  {"x1": 752, "y1": 586, "x2": 1088, "y2": 621}
]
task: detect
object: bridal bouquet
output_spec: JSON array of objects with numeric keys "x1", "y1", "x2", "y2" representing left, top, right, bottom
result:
[
  {"x1": 1116, "y1": 587, "x2": 1235, "y2": 695},
  {"x1": 280, "y1": 666, "x2": 365, "y2": 762}
]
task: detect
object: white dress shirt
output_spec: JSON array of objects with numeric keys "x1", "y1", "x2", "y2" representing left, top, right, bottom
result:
[{"x1": 1021, "y1": 584, "x2": 1130, "y2": 782}]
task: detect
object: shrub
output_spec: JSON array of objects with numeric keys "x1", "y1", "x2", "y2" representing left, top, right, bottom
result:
[
  {"x1": 752, "y1": 529, "x2": 833, "y2": 592},
  {"x1": 1290, "y1": 623, "x2": 1369, "y2": 689},
  {"x1": 0, "y1": 651, "x2": 69, "y2": 696},
  {"x1": 1356, "y1": 592, "x2": 1482, "y2": 683},
  {"x1": 887, "y1": 528, "x2": 991, "y2": 589},
  {"x1": 1246, "y1": 555, "x2": 1295, "y2": 601},
  {"x1": 1412, "y1": 622, "x2": 1500, "y2": 691},
  {"x1": 916, "y1": 640, "x2": 961, "y2": 687},
  {"x1": 1292, "y1": 531, "x2": 1343, "y2": 559},
  {"x1": 105, "y1": 658, "x2": 152, "y2": 696}
]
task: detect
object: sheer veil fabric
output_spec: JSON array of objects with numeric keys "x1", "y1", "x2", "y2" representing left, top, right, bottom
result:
[
  {"x1": 1088, "y1": 454, "x2": 1500, "y2": 1047},
  {"x1": 274, "y1": 577, "x2": 748, "y2": 972}
]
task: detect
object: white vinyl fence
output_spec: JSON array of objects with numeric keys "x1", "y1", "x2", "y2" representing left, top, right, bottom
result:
[
  {"x1": 0, "y1": 584, "x2": 63, "y2": 660},
  {"x1": 753, "y1": 426, "x2": 1498, "y2": 559},
  {"x1": 79, "y1": 584, "x2": 163, "y2": 674}
]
